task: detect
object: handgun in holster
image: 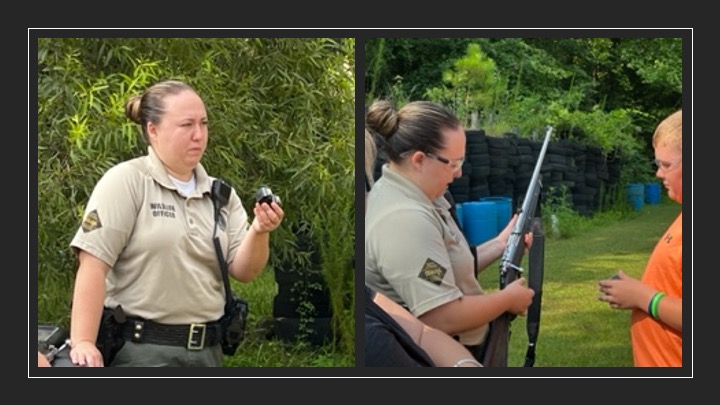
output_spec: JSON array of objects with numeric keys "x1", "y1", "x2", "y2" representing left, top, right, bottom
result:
[{"x1": 96, "y1": 305, "x2": 126, "y2": 366}]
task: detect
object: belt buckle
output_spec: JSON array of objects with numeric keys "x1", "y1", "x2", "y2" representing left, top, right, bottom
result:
[{"x1": 187, "y1": 323, "x2": 206, "y2": 350}]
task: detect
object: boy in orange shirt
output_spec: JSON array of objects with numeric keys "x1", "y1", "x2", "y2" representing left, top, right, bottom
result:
[{"x1": 598, "y1": 109, "x2": 683, "y2": 367}]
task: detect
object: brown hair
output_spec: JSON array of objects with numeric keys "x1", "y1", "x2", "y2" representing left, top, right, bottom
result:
[
  {"x1": 125, "y1": 79, "x2": 196, "y2": 143},
  {"x1": 365, "y1": 100, "x2": 461, "y2": 163},
  {"x1": 652, "y1": 109, "x2": 682, "y2": 152}
]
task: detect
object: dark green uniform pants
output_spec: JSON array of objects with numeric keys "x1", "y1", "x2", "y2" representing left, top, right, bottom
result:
[{"x1": 111, "y1": 341, "x2": 224, "y2": 367}]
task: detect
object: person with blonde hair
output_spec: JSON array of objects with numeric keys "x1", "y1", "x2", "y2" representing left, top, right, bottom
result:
[
  {"x1": 68, "y1": 79, "x2": 284, "y2": 367},
  {"x1": 365, "y1": 99, "x2": 534, "y2": 362},
  {"x1": 364, "y1": 128, "x2": 481, "y2": 367},
  {"x1": 598, "y1": 109, "x2": 683, "y2": 367}
]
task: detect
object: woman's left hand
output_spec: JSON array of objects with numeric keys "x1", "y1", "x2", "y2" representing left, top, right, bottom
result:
[
  {"x1": 497, "y1": 214, "x2": 533, "y2": 251},
  {"x1": 252, "y1": 201, "x2": 284, "y2": 233}
]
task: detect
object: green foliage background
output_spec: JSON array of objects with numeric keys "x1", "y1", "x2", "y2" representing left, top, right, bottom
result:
[
  {"x1": 365, "y1": 37, "x2": 684, "y2": 185},
  {"x1": 36, "y1": 37, "x2": 356, "y2": 363}
]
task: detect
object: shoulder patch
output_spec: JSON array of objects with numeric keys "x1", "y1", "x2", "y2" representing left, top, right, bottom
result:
[
  {"x1": 418, "y1": 258, "x2": 446, "y2": 286},
  {"x1": 81, "y1": 209, "x2": 102, "y2": 233}
]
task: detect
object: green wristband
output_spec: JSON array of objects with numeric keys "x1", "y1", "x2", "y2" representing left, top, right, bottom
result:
[{"x1": 648, "y1": 292, "x2": 665, "y2": 319}]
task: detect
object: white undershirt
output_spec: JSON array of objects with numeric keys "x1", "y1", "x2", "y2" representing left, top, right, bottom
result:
[{"x1": 169, "y1": 174, "x2": 196, "y2": 197}]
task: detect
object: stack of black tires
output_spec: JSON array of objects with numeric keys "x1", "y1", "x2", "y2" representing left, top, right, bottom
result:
[
  {"x1": 370, "y1": 127, "x2": 622, "y2": 220},
  {"x1": 268, "y1": 223, "x2": 334, "y2": 347},
  {"x1": 449, "y1": 129, "x2": 621, "y2": 217}
]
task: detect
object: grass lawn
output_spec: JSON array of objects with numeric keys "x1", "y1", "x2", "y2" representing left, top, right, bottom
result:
[{"x1": 477, "y1": 199, "x2": 682, "y2": 367}]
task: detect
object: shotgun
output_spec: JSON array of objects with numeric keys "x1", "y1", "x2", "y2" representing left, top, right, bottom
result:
[{"x1": 481, "y1": 125, "x2": 552, "y2": 367}]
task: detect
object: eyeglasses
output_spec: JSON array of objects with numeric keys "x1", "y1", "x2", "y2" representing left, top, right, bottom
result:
[
  {"x1": 653, "y1": 157, "x2": 682, "y2": 172},
  {"x1": 426, "y1": 152, "x2": 465, "y2": 172}
]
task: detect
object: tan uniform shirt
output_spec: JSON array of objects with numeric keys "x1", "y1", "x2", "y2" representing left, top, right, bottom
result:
[
  {"x1": 70, "y1": 147, "x2": 249, "y2": 324},
  {"x1": 365, "y1": 164, "x2": 488, "y2": 345}
]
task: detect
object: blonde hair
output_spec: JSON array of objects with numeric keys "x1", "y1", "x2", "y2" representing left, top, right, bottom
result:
[
  {"x1": 652, "y1": 109, "x2": 682, "y2": 152},
  {"x1": 365, "y1": 129, "x2": 377, "y2": 190},
  {"x1": 366, "y1": 99, "x2": 461, "y2": 163},
  {"x1": 125, "y1": 79, "x2": 197, "y2": 144}
]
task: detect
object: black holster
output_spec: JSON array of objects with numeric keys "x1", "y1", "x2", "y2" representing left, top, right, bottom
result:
[
  {"x1": 219, "y1": 297, "x2": 248, "y2": 355},
  {"x1": 96, "y1": 305, "x2": 126, "y2": 366}
]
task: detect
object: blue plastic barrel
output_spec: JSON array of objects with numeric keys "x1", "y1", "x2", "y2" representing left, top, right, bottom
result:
[
  {"x1": 480, "y1": 196, "x2": 512, "y2": 234},
  {"x1": 462, "y1": 201, "x2": 497, "y2": 245},
  {"x1": 626, "y1": 183, "x2": 644, "y2": 211},
  {"x1": 645, "y1": 183, "x2": 661, "y2": 205}
]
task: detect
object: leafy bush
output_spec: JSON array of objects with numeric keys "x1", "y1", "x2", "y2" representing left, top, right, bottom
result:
[{"x1": 543, "y1": 185, "x2": 634, "y2": 240}]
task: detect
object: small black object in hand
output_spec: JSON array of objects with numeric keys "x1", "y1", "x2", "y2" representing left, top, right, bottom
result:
[{"x1": 255, "y1": 186, "x2": 282, "y2": 206}]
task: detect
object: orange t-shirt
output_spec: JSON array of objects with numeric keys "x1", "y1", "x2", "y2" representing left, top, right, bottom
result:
[{"x1": 631, "y1": 212, "x2": 682, "y2": 367}]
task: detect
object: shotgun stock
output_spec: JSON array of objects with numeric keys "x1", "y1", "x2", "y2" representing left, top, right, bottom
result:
[{"x1": 481, "y1": 126, "x2": 552, "y2": 367}]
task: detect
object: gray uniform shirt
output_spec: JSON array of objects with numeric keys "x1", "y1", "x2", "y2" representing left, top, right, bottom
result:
[
  {"x1": 365, "y1": 164, "x2": 488, "y2": 345},
  {"x1": 70, "y1": 146, "x2": 249, "y2": 324}
]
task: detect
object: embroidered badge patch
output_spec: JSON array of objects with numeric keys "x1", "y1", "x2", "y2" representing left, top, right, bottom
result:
[
  {"x1": 418, "y1": 258, "x2": 446, "y2": 286},
  {"x1": 81, "y1": 209, "x2": 102, "y2": 233}
]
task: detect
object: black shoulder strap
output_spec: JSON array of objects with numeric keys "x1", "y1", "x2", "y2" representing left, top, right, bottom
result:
[
  {"x1": 443, "y1": 190, "x2": 461, "y2": 227},
  {"x1": 211, "y1": 179, "x2": 234, "y2": 312}
]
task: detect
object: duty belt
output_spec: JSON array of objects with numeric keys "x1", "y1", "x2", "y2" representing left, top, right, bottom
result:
[{"x1": 121, "y1": 317, "x2": 223, "y2": 350}]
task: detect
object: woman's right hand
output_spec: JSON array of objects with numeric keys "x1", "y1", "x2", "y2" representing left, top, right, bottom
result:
[
  {"x1": 70, "y1": 340, "x2": 104, "y2": 367},
  {"x1": 503, "y1": 277, "x2": 535, "y2": 316}
]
